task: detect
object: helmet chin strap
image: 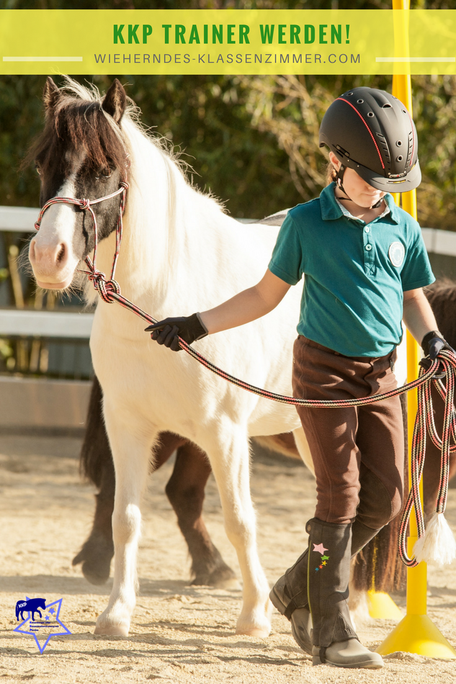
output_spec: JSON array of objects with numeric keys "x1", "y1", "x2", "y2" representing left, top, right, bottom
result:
[{"x1": 335, "y1": 163, "x2": 383, "y2": 210}]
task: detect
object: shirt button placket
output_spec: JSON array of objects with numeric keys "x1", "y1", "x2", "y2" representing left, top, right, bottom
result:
[{"x1": 363, "y1": 225, "x2": 375, "y2": 275}]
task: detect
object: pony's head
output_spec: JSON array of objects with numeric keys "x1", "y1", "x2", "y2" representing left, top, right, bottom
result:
[{"x1": 28, "y1": 77, "x2": 130, "y2": 290}]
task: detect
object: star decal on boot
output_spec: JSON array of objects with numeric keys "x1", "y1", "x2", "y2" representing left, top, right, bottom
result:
[{"x1": 312, "y1": 543, "x2": 328, "y2": 555}]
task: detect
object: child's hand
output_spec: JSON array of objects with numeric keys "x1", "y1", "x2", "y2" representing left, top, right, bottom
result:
[
  {"x1": 145, "y1": 313, "x2": 208, "y2": 352},
  {"x1": 421, "y1": 331, "x2": 455, "y2": 360}
]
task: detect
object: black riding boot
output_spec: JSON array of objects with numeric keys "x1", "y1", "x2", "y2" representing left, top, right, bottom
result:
[
  {"x1": 270, "y1": 547, "x2": 312, "y2": 653},
  {"x1": 307, "y1": 518, "x2": 383, "y2": 668},
  {"x1": 270, "y1": 518, "x2": 379, "y2": 654}
]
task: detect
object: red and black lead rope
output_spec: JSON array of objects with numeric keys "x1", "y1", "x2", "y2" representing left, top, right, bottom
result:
[{"x1": 35, "y1": 185, "x2": 456, "y2": 568}]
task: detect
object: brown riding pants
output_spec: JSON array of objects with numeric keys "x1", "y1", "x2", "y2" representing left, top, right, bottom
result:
[{"x1": 292, "y1": 336, "x2": 405, "y2": 526}]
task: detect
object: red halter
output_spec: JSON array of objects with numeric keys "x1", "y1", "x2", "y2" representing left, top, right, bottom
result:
[{"x1": 34, "y1": 181, "x2": 129, "y2": 302}]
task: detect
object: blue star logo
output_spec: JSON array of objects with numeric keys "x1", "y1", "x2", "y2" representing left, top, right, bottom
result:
[{"x1": 14, "y1": 598, "x2": 71, "y2": 654}]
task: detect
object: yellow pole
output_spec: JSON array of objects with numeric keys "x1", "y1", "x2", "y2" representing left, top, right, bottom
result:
[{"x1": 377, "y1": 0, "x2": 455, "y2": 658}]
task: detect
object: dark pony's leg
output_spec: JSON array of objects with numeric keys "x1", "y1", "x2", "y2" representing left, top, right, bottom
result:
[
  {"x1": 165, "y1": 442, "x2": 237, "y2": 587},
  {"x1": 73, "y1": 376, "x2": 236, "y2": 586},
  {"x1": 73, "y1": 376, "x2": 115, "y2": 585}
]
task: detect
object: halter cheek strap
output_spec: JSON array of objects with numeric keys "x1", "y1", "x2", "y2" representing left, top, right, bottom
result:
[{"x1": 34, "y1": 181, "x2": 129, "y2": 302}]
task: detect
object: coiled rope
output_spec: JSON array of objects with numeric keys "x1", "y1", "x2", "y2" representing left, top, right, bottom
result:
[
  {"x1": 399, "y1": 350, "x2": 456, "y2": 566},
  {"x1": 34, "y1": 185, "x2": 456, "y2": 566}
]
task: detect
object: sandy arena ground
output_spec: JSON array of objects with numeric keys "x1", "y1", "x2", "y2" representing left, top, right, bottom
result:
[{"x1": 0, "y1": 433, "x2": 455, "y2": 683}]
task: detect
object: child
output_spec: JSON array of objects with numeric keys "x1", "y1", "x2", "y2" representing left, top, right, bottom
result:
[{"x1": 147, "y1": 87, "x2": 452, "y2": 669}]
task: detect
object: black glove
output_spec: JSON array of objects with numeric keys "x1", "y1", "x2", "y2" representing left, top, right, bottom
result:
[
  {"x1": 421, "y1": 330, "x2": 455, "y2": 360},
  {"x1": 145, "y1": 313, "x2": 208, "y2": 352}
]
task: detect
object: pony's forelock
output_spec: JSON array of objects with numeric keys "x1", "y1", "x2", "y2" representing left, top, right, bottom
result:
[{"x1": 27, "y1": 77, "x2": 224, "y2": 213}]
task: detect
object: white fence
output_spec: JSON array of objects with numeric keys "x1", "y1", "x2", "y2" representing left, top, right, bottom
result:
[
  {"x1": 0, "y1": 205, "x2": 455, "y2": 430},
  {"x1": 0, "y1": 206, "x2": 93, "y2": 429},
  {"x1": 1, "y1": 205, "x2": 455, "y2": 342}
]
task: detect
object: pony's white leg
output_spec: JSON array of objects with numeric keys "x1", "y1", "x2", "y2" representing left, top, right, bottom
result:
[
  {"x1": 292, "y1": 426, "x2": 314, "y2": 475},
  {"x1": 94, "y1": 407, "x2": 156, "y2": 637},
  {"x1": 204, "y1": 425, "x2": 271, "y2": 638}
]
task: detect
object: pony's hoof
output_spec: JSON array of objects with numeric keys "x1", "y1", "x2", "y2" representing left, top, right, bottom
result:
[
  {"x1": 94, "y1": 620, "x2": 130, "y2": 636},
  {"x1": 212, "y1": 576, "x2": 241, "y2": 590},
  {"x1": 235, "y1": 623, "x2": 271, "y2": 638},
  {"x1": 72, "y1": 534, "x2": 113, "y2": 586},
  {"x1": 236, "y1": 612, "x2": 271, "y2": 638},
  {"x1": 94, "y1": 605, "x2": 130, "y2": 636},
  {"x1": 191, "y1": 564, "x2": 240, "y2": 590},
  {"x1": 77, "y1": 558, "x2": 111, "y2": 586},
  {"x1": 236, "y1": 599, "x2": 272, "y2": 638}
]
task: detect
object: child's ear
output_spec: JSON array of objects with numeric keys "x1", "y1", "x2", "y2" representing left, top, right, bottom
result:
[{"x1": 328, "y1": 151, "x2": 340, "y2": 170}]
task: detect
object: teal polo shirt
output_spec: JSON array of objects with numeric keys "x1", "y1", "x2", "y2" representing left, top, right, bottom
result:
[{"x1": 268, "y1": 183, "x2": 435, "y2": 357}]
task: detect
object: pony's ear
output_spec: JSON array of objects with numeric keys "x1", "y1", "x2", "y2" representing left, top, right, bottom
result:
[
  {"x1": 102, "y1": 79, "x2": 126, "y2": 125},
  {"x1": 43, "y1": 77, "x2": 61, "y2": 114}
]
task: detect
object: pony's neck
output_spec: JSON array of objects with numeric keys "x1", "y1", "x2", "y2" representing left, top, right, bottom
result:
[
  {"x1": 93, "y1": 117, "x2": 223, "y2": 308},
  {"x1": 92, "y1": 120, "x2": 176, "y2": 300}
]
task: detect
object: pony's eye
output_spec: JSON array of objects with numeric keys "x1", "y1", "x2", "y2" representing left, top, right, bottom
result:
[{"x1": 96, "y1": 167, "x2": 112, "y2": 181}]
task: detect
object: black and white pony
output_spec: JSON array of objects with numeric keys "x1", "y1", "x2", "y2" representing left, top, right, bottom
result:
[
  {"x1": 28, "y1": 76, "x2": 319, "y2": 637},
  {"x1": 28, "y1": 77, "x2": 456, "y2": 636}
]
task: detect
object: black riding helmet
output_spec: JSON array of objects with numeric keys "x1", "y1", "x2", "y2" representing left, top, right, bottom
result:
[{"x1": 319, "y1": 87, "x2": 421, "y2": 193}]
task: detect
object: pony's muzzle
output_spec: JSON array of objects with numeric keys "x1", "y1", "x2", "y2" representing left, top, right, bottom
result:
[{"x1": 29, "y1": 235, "x2": 75, "y2": 289}]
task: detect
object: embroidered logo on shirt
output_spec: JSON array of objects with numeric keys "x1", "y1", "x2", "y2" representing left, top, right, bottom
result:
[{"x1": 389, "y1": 241, "x2": 405, "y2": 268}]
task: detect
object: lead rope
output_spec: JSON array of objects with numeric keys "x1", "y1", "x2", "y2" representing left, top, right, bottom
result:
[
  {"x1": 34, "y1": 188, "x2": 456, "y2": 566},
  {"x1": 399, "y1": 350, "x2": 456, "y2": 566}
]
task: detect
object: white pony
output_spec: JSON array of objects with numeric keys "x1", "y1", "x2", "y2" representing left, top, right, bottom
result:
[{"x1": 29, "y1": 77, "x2": 315, "y2": 638}]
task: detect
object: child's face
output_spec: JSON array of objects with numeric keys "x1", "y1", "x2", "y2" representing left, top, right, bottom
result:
[{"x1": 329, "y1": 152, "x2": 386, "y2": 209}]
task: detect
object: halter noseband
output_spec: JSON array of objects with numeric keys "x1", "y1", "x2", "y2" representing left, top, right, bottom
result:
[{"x1": 34, "y1": 181, "x2": 129, "y2": 302}]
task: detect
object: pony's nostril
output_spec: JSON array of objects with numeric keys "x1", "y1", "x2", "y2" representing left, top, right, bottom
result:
[{"x1": 56, "y1": 244, "x2": 66, "y2": 264}]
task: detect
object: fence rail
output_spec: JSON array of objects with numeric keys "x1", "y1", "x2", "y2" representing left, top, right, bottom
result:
[
  {"x1": 0, "y1": 309, "x2": 93, "y2": 339},
  {"x1": 0, "y1": 205, "x2": 455, "y2": 346},
  {"x1": 0, "y1": 205, "x2": 455, "y2": 431}
]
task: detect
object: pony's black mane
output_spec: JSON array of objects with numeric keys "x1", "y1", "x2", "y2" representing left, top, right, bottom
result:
[{"x1": 25, "y1": 93, "x2": 128, "y2": 179}]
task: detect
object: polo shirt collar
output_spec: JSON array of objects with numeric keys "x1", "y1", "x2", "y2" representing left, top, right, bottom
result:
[{"x1": 320, "y1": 182, "x2": 400, "y2": 224}]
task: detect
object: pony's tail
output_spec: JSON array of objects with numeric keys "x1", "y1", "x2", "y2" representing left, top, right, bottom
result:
[
  {"x1": 79, "y1": 376, "x2": 112, "y2": 488},
  {"x1": 352, "y1": 519, "x2": 406, "y2": 594}
]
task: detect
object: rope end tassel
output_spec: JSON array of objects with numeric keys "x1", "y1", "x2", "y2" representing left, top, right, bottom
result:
[
  {"x1": 400, "y1": 348, "x2": 456, "y2": 567},
  {"x1": 413, "y1": 512, "x2": 456, "y2": 566}
]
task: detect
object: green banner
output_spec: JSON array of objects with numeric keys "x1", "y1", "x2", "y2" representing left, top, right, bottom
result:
[{"x1": 0, "y1": 9, "x2": 455, "y2": 76}]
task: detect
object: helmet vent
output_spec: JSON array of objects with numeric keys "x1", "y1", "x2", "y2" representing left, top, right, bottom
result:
[
  {"x1": 367, "y1": 112, "x2": 374, "y2": 117},
  {"x1": 335, "y1": 144, "x2": 350, "y2": 158},
  {"x1": 396, "y1": 155, "x2": 404, "y2": 162},
  {"x1": 396, "y1": 140, "x2": 403, "y2": 147},
  {"x1": 376, "y1": 133, "x2": 391, "y2": 164},
  {"x1": 382, "y1": 103, "x2": 392, "y2": 109},
  {"x1": 357, "y1": 99, "x2": 364, "y2": 104}
]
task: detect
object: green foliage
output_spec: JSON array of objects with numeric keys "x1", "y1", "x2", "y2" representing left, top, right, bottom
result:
[
  {"x1": 1, "y1": 0, "x2": 456, "y2": 226},
  {"x1": 3, "y1": 72, "x2": 456, "y2": 228},
  {"x1": 237, "y1": 74, "x2": 456, "y2": 230},
  {"x1": 412, "y1": 76, "x2": 456, "y2": 229},
  {"x1": 0, "y1": 76, "x2": 44, "y2": 206}
]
